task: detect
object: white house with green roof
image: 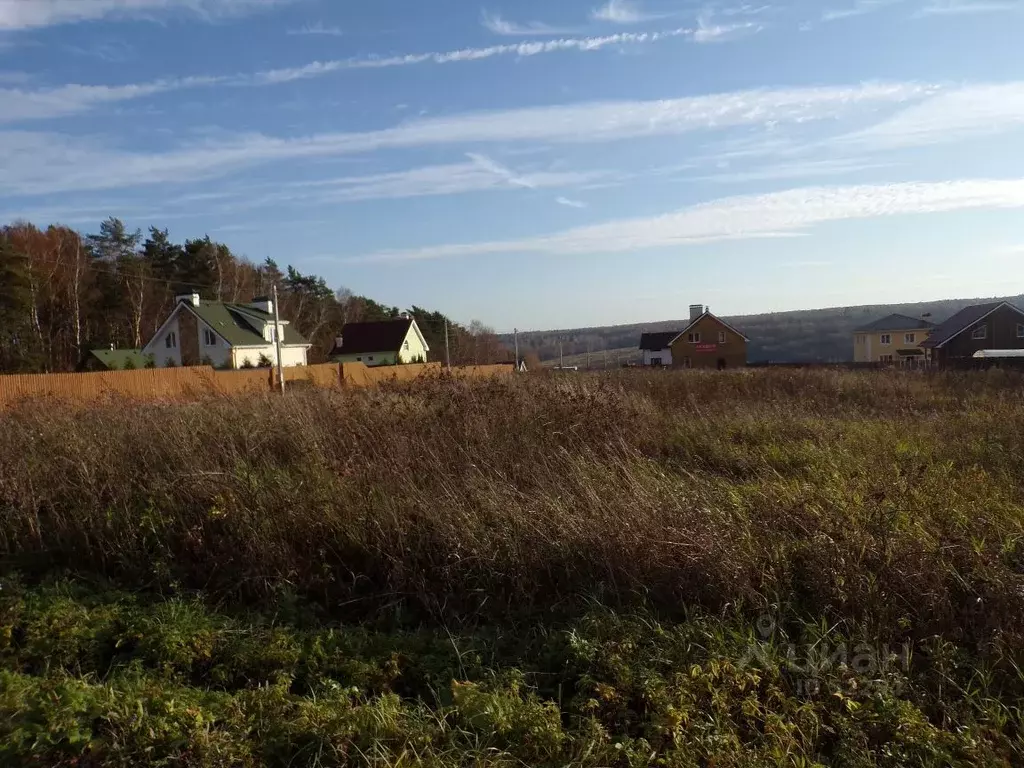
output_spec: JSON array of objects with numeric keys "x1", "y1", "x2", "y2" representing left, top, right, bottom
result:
[{"x1": 142, "y1": 293, "x2": 311, "y2": 369}]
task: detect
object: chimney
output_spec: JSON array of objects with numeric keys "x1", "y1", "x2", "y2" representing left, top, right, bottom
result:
[
  {"x1": 176, "y1": 293, "x2": 200, "y2": 307},
  {"x1": 250, "y1": 296, "x2": 273, "y2": 315},
  {"x1": 335, "y1": 335, "x2": 344, "y2": 350},
  {"x1": 689, "y1": 304, "x2": 704, "y2": 322}
]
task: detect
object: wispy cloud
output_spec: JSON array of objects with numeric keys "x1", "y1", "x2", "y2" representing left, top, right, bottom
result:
[
  {"x1": 352, "y1": 178, "x2": 1024, "y2": 261},
  {"x1": 286, "y1": 21, "x2": 342, "y2": 36},
  {"x1": 692, "y1": 12, "x2": 761, "y2": 41},
  {"x1": 556, "y1": 196, "x2": 588, "y2": 208},
  {"x1": 466, "y1": 152, "x2": 542, "y2": 188},
  {"x1": 0, "y1": 0, "x2": 296, "y2": 31},
  {"x1": 64, "y1": 39, "x2": 135, "y2": 62},
  {"x1": 839, "y1": 82, "x2": 1024, "y2": 150},
  {"x1": 915, "y1": 0, "x2": 1020, "y2": 15},
  {"x1": 821, "y1": 0, "x2": 907, "y2": 21},
  {"x1": 480, "y1": 10, "x2": 578, "y2": 35},
  {"x1": 0, "y1": 81, "x2": 938, "y2": 194},
  {"x1": 0, "y1": 75, "x2": 226, "y2": 122},
  {"x1": 255, "y1": 28, "x2": 695, "y2": 82},
  {"x1": 591, "y1": 0, "x2": 665, "y2": 23},
  {"x1": 696, "y1": 158, "x2": 896, "y2": 183}
]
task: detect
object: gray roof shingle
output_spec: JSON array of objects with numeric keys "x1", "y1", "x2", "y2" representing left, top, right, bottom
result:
[
  {"x1": 639, "y1": 332, "x2": 680, "y2": 351},
  {"x1": 330, "y1": 319, "x2": 415, "y2": 356},
  {"x1": 920, "y1": 302, "x2": 1018, "y2": 349},
  {"x1": 854, "y1": 313, "x2": 936, "y2": 333}
]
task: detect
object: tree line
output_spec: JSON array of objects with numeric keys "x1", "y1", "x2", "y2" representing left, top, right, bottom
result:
[{"x1": 0, "y1": 218, "x2": 510, "y2": 374}]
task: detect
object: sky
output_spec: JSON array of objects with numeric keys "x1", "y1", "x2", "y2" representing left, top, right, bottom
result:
[{"x1": 2, "y1": 0, "x2": 1024, "y2": 331}]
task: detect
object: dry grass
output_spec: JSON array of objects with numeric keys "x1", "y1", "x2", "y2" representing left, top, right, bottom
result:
[
  {"x1": 1, "y1": 369, "x2": 1022, "y2": 639},
  {"x1": 3, "y1": 368, "x2": 1024, "y2": 765}
]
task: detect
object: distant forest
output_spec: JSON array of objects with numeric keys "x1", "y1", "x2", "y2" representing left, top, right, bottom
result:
[
  {"x1": 0, "y1": 218, "x2": 509, "y2": 374},
  {"x1": 512, "y1": 295, "x2": 1024, "y2": 365}
]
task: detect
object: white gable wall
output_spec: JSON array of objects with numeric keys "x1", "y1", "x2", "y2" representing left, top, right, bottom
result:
[
  {"x1": 144, "y1": 315, "x2": 183, "y2": 367},
  {"x1": 643, "y1": 348, "x2": 673, "y2": 366},
  {"x1": 398, "y1": 323, "x2": 429, "y2": 363},
  {"x1": 199, "y1": 322, "x2": 233, "y2": 368}
]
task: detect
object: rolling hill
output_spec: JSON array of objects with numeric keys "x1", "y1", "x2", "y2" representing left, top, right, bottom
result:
[{"x1": 512, "y1": 294, "x2": 1024, "y2": 365}]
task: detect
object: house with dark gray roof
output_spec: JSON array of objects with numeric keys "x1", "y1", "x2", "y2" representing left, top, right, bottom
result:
[
  {"x1": 920, "y1": 301, "x2": 1024, "y2": 367},
  {"x1": 853, "y1": 313, "x2": 935, "y2": 366},
  {"x1": 329, "y1": 317, "x2": 429, "y2": 366},
  {"x1": 142, "y1": 293, "x2": 311, "y2": 369}
]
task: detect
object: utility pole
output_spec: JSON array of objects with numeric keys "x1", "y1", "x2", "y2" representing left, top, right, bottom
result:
[
  {"x1": 559, "y1": 340, "x2": 564, "y2": 370},
  {"x1": 514, "y1": 328, "x2": 519, "y2": 370},
  {"x1": 272, "y1": 283, "x2": 285, "y2": 394},
  {"x1": 587, "y1": 342, "x2": 591, "y2": 371},
  {"x1": 444, "y1": 319, "x2": 451, "y2": 370},
  {"x1": 604, "y1": 349, "x2": 608, "y2": 370}
]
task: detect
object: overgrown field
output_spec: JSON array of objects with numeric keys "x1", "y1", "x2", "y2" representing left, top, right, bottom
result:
[{"x1": 2, "y1": 370, "x2": 1024, "y2": 766}]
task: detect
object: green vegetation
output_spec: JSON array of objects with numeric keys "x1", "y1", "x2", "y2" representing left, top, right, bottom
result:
[
  {"x1": 0, "y1": 219, "x2": 510, "y2": 374},
  {"x1": 2, "y1": 370, "x2": 1024, "y2": 765}
]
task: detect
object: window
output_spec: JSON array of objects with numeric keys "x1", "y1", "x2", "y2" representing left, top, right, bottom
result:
[
  {"x1": 165, "y1": 331, "x2": 177, "y2": 349},
  {"x1": 880, "y1": 354, "x2": 894, "y2": 364},
  {"x1": 688, "y1": 332, "x2": 701, "y2": 343},
  {"x1": 403, "y1": 340, "x2": 410, "y2": 351},
  {"x1": 651, "y1": 357, "x2": 662, "y2": 366},
  {"x1": 718, "y1": 331, "x2": 727, "y2": 344},
  {"x1": 1017, "y1": 324, "x2": 1024, "y2": 339},
  {"x1": 972, "y1": 325, "x2": 988, "y2": 340},
  {"x1": 203, "y1": 328, "x2": 217, "y2": 346},
  {"x1": 856, "y1": 335, "x2": 865, "y2": 345},
  {"x1": 904, "y1": 333, "x2": 916, "y2": 344},
  {"x1": 356, "y1": 357, "x2": 362, "y2": 362},
  {"x1": 267, "y1": 326, "x2": 277, "y2": 343},
  {"x1": 368, "y1": 356, "x2": 374, "y2": 362},
  {"x1": 880, "y1": 334, "x2": 892, "y2": 345}
]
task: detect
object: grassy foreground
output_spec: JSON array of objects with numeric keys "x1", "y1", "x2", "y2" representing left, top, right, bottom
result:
[{"x1": 2, "y1": 370, "x2": 1024, "y2": 766}]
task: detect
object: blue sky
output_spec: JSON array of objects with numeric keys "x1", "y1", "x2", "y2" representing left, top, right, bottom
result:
[{"x1": 2, "y1": 0, "x2": 1024, "y2": 331}]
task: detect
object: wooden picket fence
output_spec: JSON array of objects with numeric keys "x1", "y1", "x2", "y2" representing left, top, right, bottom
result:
[{"x1": 0, "y1": 362, "x2": 516, "y2": 411}]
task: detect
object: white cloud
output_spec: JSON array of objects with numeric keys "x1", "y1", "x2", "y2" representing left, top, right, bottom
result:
[
  {"x1": 991, "y1": 243, "x2": 1024, "y2": 258},
  {"x1": 480, "y1": 10, "x2": 578, "y2": 35},
  {"x1": 841, "y1": 82, "x2": 1024, "y2": 149},
  {"x1": 696, "y1": 158, "x2": 896, "y2": 183},
  {"x1": 0, "y1": 75, "x2": 226, "y2": 122},
  {"x1": 591, "y1": 0, "x2": 665, "y2": 23},
  {"x1": 692, "y1": 13, "x2": 761, "y2": 41},
  {"x1": 0, "y1": 0, "x2": 295, "y2": 30},
  {"x1": 286, "y1": 21, "x2": 342, "y2": 36},
  {"x1": 3, "y1": 27, "x2": 697, "y2": 121},
  {"x1": 915, "y1": 0, "x2": 1020, "y2": 15},
  {"x1": 821, "y1": 0, "x2": 907, "y2": 21},
  {"x1": 0, "y1": 81, "x2": 937, "y2": 195},
  {"x1": 256, "y1": 28, "x2": 695, "y2": 81},
  {"x1": 352, "y1": 178, "x2": 1024, "y2": 261},
  {"x1": 556, "y1": 196, "x2": 588, "y2": 208}
]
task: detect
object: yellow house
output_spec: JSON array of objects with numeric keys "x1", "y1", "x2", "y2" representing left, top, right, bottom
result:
[{"x1": 853, "y1": 313, "x2": 935, "y2": 366}]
